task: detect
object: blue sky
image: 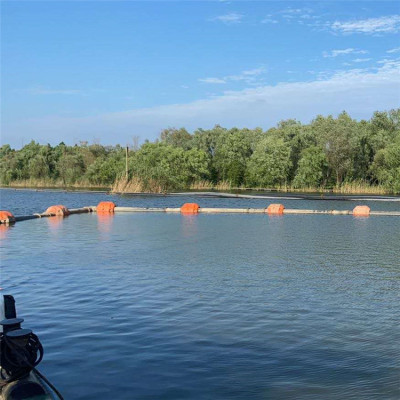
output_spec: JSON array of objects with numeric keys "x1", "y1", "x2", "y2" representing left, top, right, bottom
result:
[{"x1": 1, "y1": 1, "x2": 400, "y2": 147}]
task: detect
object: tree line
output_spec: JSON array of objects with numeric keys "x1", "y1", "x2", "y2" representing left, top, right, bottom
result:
[{"x1": 1, "y1": 109, "x2": 399, "y2": 193}]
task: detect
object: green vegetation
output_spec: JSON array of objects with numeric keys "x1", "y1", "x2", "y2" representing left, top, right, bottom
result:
[{"x1": 1, "y1": 109, "x2": 400, "y2": 194}]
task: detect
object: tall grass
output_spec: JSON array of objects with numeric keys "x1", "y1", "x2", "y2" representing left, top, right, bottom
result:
[
  {"x1": 111, "y1": 176, "x2": 164, "y2": 193},
  {"x1": 190, "y1": 180, "x2": 233, "y2": 191},
  {"x1": 2, "y1": 179, "x2": 109, "y2": 190},
  {"x1": 2, "y1": 178, "x2": 392, "y2": 195},
  {"x1": 334, "y1": 182, "x2": 388, "y2": 194},
  {"x1": 190, "y1": 180, "x2": 390, "y2": 195}
]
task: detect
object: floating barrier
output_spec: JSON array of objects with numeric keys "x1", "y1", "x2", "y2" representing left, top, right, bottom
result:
[
  {"x1": 353, "y1": 205, "x2": 371, "y2": 216},
  {"x1": 1, "y1": 203, "x2": 399, "y2": 225},
  {"x1": 45, "y1": 205, "x2": 70, "y2": 217},
  {"x1": 0, "y1": 207, "x2": 94, "y2": 225},
  {"x1": 181, "y1": 203, "x2": 200, "y2": 214},
  {"x1": 96, "y1": 201, "x2": 116, "y2": 213},
  {"x1": 266, "y1": 203, "x2": 285, "y2": 215},
  {"x1": 0, "y1": 211, "x2": 15, "y2": 225}
]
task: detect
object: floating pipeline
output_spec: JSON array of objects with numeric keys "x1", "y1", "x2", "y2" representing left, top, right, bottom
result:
[
  {"x1": 44, "y1": 205, "x2": 70, "y2": 217},
  {"x1": 96, "y1": 201, "x2": 116, "y2": 213},
  {"x1": 1, "y1": 202, "x2": 400, "y2": 225},
  {"x1": 0, "y1": 211, "x2": 15, "y2": 225},
  {"x1": 0, "y1": 205, "x2": 95, "y2": 225}
]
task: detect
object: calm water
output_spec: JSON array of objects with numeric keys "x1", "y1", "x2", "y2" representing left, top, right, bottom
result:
[{"x1": 0, "y1": 189, "x2": 399, "y2": 399}]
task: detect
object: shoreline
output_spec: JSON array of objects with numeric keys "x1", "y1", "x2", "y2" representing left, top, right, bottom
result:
[{"x1": 1, "y1": 185, "x2": 399, "y2": 201}]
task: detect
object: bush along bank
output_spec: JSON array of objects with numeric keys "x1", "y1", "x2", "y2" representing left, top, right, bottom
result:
[{"x1": 1, "y1": 109, "x2": 400, "y2": 194}]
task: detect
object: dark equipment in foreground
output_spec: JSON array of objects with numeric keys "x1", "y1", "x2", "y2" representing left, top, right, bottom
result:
[{"x1": 0, "y1": 295, "x2": 63, "y2": 400}]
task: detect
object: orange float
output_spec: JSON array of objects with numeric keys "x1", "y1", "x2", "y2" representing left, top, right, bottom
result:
[
  {"x1": 353, "y1": 205, "x2": 370, "y2": 217},
  {"x1": 0, "y1": 211, "x2": 15, "y2": 224},
  {"x1": 45, "y1": 205, "x2": 70, "y2": 216},
  {"x1": 180, "y1": 203, "x2": 200, "y2": 214},
  {"x1": 266, "y1": 204, "x2": 285, "y2": 215},
  {"x1": 96, "y1": 201, "x2": 116, "y2": 213}
]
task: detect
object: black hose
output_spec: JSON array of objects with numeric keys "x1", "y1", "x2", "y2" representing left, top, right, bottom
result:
[
  {"x1": 33, "y1": 367, "x2": 64, "y2": 400},
  {"x1": 1, "y1": 331, "x2": 64, "y2": 399},
  {"x1": 1, "y1": 332, "x2": 43, "y2": 383}
]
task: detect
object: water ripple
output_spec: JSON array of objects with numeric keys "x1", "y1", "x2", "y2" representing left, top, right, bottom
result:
[{"x1": 0, "y1": 192, "x2": 399, "y2": 399}]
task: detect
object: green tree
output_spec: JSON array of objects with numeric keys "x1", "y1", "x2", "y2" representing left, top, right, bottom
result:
[
  {"x1": 130, "y1": 143, "x2": 209, "y2": 191},
  {"x1": 371, "y1": 137, "x2": 400, "y2": 193},
  {"x1": 29, "y1": 155, "x2": 50, "y2": 179},
  {"x1": 213, "y1": 129, "x2": 252, "y2": 186},
  {"x1": 160, "y1": 127, "x2": 192, "y2": 150},
  {"x1": 246, "y1": 137, "x2": 292, "y2": 187},
  {"x1": 293, "y1": 146, "x2": 328, "y2": 188},
  {"x1": 57, "y1": 154, "x2": 85, "y2": 184},
  {"x1": 312, "y1": 112, "x2": 358, "y2": 186},
  {"x1": 85, "y1": 151, "x2": 125, "y2": 185}
]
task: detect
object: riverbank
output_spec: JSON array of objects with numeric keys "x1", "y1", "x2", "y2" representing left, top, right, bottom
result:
[
  {"x1": 1, "y1": 181, "x2": 393, "y2": 196},
  {"x1": 1, "y1": 180, "x2": 110, "y2": 192},
  {"x1": 108, "y1": 177, "x2": 392, "y2": 195}
]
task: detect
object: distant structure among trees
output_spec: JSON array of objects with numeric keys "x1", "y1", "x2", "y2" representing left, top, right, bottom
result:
[{"x1": 1, "y1": 109, "x2": 399, "y2": 193}]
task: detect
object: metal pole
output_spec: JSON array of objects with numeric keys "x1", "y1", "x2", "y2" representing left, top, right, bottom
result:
[{"x1": 125, "y1": 146, "x2": 129, "y2": 179}]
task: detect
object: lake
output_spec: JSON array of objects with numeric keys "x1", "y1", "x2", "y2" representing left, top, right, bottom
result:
[{"x1": 0, "y1": 189, "x2": 399, "y2": 399}]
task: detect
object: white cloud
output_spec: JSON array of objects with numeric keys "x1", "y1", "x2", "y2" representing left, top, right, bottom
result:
[
  {"x1": 352, "y1": 58, "x2": 372, "y2": 63},
  {"x1": 332, "y1": 15, "x2": 400, "y2": 34},
  {"x1": 212, "y1": 13, "x2": 243, "y2": 24},
  {"x1": 387, "y1": 47, "x2": 400, "y2": 53},
  {"x1": 261, "y1": 18, "x2": 278, "y2": 24},
  {"x1": 198, "y1": 77, "x2": 226, "y2": 84},
  {"x1": 199, "y1": 67, "x2": 266, "y2": 85},
  {"x1": 242, "y1": 67, "x2": 265, "y2": 76},
  {"x1": 4, "y1": 60, "x2": 399, "y2": 147},
  {"x1": 323, "y1": 48, "x2": 368, "y2": 58},
  {"x1": 269, "y1": 7, "x2": 318, "y2": 23},
  {"x1": 226, "y1": 67, "x2": 266, "y2": 82},
  {"x1": 280, "y1": 7, "x2": 313, "y2": 18},
  {"x1": 26, "y1": 86, "x2": 83, "y2": 95},
  {"x1": 283, "y1": 8, "x2": 303, "y2": 14},
  {"x1": 259, "y1": 7, "x2": 321, "y2": 26}
]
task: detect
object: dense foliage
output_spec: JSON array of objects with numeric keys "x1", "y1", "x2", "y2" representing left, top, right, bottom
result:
[{"x1": 1, "y1": 109, "x2": 399, "y2": 193}]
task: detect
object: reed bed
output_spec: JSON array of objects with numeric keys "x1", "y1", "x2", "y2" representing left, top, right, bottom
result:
[
  {"x1": 2, "y1": 179, "x2": 108, "y2": 191},
  {"x1": 190, "y1": 180, "x2": 233, "y2": 191},
  {"x1": 2, "y1": 179, "x2": 391, "y2": 195},
  {"x1": 111, "y1": 176, "x2": 163, "y2": 193}
]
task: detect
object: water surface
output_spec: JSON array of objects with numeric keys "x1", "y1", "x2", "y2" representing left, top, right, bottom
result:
[{"x1": 0, "y1": 189, "x2": 399, "y2": 399}]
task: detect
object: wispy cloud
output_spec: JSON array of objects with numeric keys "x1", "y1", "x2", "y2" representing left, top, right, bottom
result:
[
  {"x1": 323, "y1": 48, "x2": 368, "y2": 58},
  {"x1": 387, "y1": 47, "x2": 400, "y2": 53},
  {"x1": 265, "y1": 7, "x2": 318, "y2": 24},
  {"x1": 332, "y1": 15, "x2": 400, "y2": 34},
  {"x1": 212, "y1": 13, "x2": 243, "y2": 24},
  {"x1": 199, "y1": 67, "x2": 266, "y2": 85},
  {"x1": 6, "y1": 60, "x2": 399, "y2": 147},
  {"x1": 198, "y1": 77, "x2": 226, "y2": 84},
  {"x1": 241, "y1": 68, "x2": 265, "y2": 76},
  {"x1": 352, "y1": 58, "x2": 372, "y2": 63},
  {"x1": 281, "y1": 7, "x2": 314, "y2": 18},
  {"x1": 261, "y1": 17, "x2": 278, "y2": 24},
  {"x1": 26, "y1": 86, "x2": 83, "y2": 95}
]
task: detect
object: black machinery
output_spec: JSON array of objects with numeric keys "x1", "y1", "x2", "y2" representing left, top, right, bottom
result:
[{"x1": 0, "y1": 295, "x2": 63, "y2": 400}]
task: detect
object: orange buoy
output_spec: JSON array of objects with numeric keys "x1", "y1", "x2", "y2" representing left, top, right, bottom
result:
[
  {"x1": 96, "y1": 201, "x2": 116, "y2": 213},
  {"x1": 266, "y1": 204, "x2": 285, "y2": 215},
  {"x1": 0, "y1": 211, "x2": 15, "y2": 224},
  {"x1": 45, "y1": 205, "x2": 70, "y2": 217},
  {"x1": 353, "y1": 205, "x2": 370, "y2": 217},
  {"x1": 181, "y1": 203, "x2": 200, "y2": 214}
]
